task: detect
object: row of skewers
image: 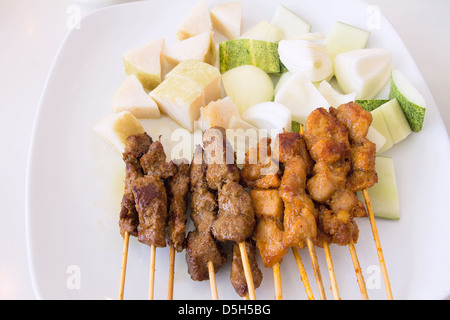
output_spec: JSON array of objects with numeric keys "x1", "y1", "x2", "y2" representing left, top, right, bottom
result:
[{"x1": 116, "y1": 102, "x2": 393, "y2": 300}]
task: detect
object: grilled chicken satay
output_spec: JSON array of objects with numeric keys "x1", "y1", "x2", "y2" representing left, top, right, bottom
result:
[
  {"x1": 132, "y1": 138, "x2": 177, "y2": 248},
  {"x1": 304, "y1": 107, "x2": 367, "y2": 246},
  {"x1": 274, "y1": 132, "x2": 318, "y2": 249},
  {"x1": 186, "y1": 145, "x2": 226, "y2": 281},
  {"x1": 241, "y1": 138, "x2": 287, "y2": 267},
  {"x1": 119, "y1": 133, "x2": 152, "y2": 238},
  {"x1": 202, "y1": 127, "x2": 261, "y2": 297},
  {"x1": 329, "y1": 102, "x2": 378, "y2": 192}
]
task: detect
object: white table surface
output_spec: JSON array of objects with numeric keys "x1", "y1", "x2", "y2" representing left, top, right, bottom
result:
[{"x1": 1, "y1": 0, "x2": 449, "y2": 299}]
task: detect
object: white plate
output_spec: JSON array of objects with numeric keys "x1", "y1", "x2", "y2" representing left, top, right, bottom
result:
[{"x1": 26, "y1": 0, "x2": 450, "y2": 300}]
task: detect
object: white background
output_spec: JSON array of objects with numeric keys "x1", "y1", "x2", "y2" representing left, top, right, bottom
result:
[{"x1": 0, "y1": 0, "x2": 448, "y2": 299}]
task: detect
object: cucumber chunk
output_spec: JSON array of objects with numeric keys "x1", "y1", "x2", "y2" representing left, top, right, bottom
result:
[
  {"x1": 271, "y1": 4, "x2": 311, "y2": 40},
  {"x1": 325, "y1": 21, "x2": 370, "y2": 62},
  {"x1": 356, "y1": 99, "x2": 389, "y2": 112},
  {"x1": 360, "y1": 156, "x2": 400, "y2": 220},
  {"x1": 389, "y1": 69, "x2": 426, "y2": 132},
  {"x1": 377, "y1": 99, "x2": 412, "y2": 144}
]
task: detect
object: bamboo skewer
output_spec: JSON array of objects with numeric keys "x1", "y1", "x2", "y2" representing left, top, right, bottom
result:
[
  {"x1": 148, "y1": 245, "x2": 156, "y2": 300},
  {"x1": 306, "y1": 239, "x2": 327, "y2": 300},
  {"x1": 272, "y1": 262, "x2": 283, "y2": 300},
  {"x1": 363, "y1": 189, "x2": 393, "y2": 300},
  {"x1": 208, "y1": 261, "x2": 219, "y2": 300},
  {"x1": 323, "y1": 241, "x2": 340, "y2": 300},
  {"x1": 167, "y1": 245, "x2": 175, "y2": 300},
  {"x1": 292, "y1": 247, "x2": 315, "y2": 300},
  {"x1": 118, "y1": 231, "x2": 130, "y2": 300},
  {"x1": 239, "y1": 242, "x2": 257, "y2": 300},
  {"x1": 348, "y1": 239, "x2": 369, "y2": 300}
]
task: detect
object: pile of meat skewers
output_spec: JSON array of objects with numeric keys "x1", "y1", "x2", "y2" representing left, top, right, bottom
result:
[{"x1": 116, "y1": 102, "x2": 392, "y2": 300}]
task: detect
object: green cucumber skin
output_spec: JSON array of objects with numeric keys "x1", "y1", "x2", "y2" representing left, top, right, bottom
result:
[{"x1": 389, "y1": 81, "x2": 425, "y2": 132}]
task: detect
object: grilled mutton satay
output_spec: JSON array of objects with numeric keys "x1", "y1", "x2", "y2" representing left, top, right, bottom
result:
[
  {"x1": 329, "y1": 102, "x2": 378, "y2": 192},
  {"x1": 202, "y1": 127, "x2": 261, "y2": 296},
  {"x1": 132, "y1": 138, "x2": 177, "y2": 248},
  {"x1": 166, "y1": 159, "x2": 190, "y2": 252},
  {"x1": 230, "y1": 240, "x2": 263, "y2": 297},
  {"x1": 274, "y1": 132, "x2": 318, "y2": 249},
  {"x1": 203, "y1": 127, "x2": 255, "y2": 243},
  {"x1": 186, "y1": 145, "x2": 226, "y2": 281},
  {"x1": 304, "y1": 107, "x2": 366, "y2": 246},
  {"x1": 119, "y1": 133, "x2": 152, "y2": 238}
]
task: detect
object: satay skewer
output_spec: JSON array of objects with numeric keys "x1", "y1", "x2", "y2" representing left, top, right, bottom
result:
[
  {"x1": 348, "y1": 238, "x2": 368, "y2": 299},
  {"x1": 291, "y1": 247, "x2": 314, "y2": 300},
  {"x1": 118, "y1": 231, "x2": 130, "y2": 300},
  {"x1": 167, "y1": 245, "x2": 175, "y2": 300},
  {"x1": 208, "y1": 261, "x2": 219, "y2": 300},
  {"x1": 272, "y1": 262, "x2": 283, "y2": 300},
  {"x1": 362, "y1": 189, "x2": 393, "y2": 300},
  {"x1": 322, "y1": 241, "x2": 340, "y2": 300},
  {"x1": 148, "y1": 244, "x2": 156, "y2": 300}
]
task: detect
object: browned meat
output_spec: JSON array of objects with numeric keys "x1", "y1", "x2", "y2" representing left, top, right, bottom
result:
[
  {"x1": 140, "y1": 140, "x2": 177, "y2": 179},
  {"x1": 132, "y1": 175, "x2": 168, "y2": 247},
  {"x1": 202, "y1": 127, "x2": 240, "y2": 190},
  {"x1": 304, "y1": 108, "x2": 351, "y2": 165},
  {"x1": 166, "y1": 160, "x2": 190, "y2": 252},
  {"x1": 317, "y1": 204, "x2": 359, "y2": 246},
  {"x1": 186, "y1": 144, "x2": 227, "y2": 281},
  {"x1": 230, "y1": 240, "x2": 263, "y2": 297},
  {"x1": 329, "y1": 102, "x2": 372, "y2": 144},
  {"x1": 330, "y1": 102, "x2": 378, "y2": 191},
  {"x1": 186, "y1": 230, "x2": 226, "y2": 281},
  {"x1": 254, "y1": 217, "x2": 287, "y2": 268},
  {"x1": 240, "y1": 137, "x2": 281, "y2": 189},
  {"x1": 250, "y1": 189, "x2": 284, "y2": 221},
  {"x1": 273, "y1": 131, "x2": 314, "y2": 176},
  {"x1": 212, "y1": 181, "x2": 255, "y2": 243},
  {"x1": 119, "y1": 133, "x2": 152, "y2": 237},
  {"x1": 304, "y1": 107, "x2": 367, "y2": 246},
  {"x1": 280, "y1": 156, "x2": 318, "y2": 249}
]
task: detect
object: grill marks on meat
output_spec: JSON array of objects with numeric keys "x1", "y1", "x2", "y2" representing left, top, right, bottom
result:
[
  {"x1": 276, "y1": 132, "x2": 318, "y2": 249},
  {"x1": 329, "y1": 102, "x2": 378, "y2": 192},
  {"x1": 119, "y1": 133, "x2": 188, "y2": 251},
  {"x1": 167, "y1": 160, "x2": 190, "y2": 252},
  {"x1": 304, "y1": 103, "x2": 375, "y2": 246},
  {"x1": 186, "y1": 145, "x2": 226, "y2": 281},
  {"x1": 201, "y1": 127, "x2": 260, "y2": 296},
  {"x1": 119, "y1": 133, "x2": 152, "y2": 237},
  {"x1": 245, "y1": 139, "x2": 287, "y2": 267}
]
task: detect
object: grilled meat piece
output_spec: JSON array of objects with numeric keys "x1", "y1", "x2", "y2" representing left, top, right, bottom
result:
[
  {"x1": 254, "y1": 217, "x2": 288, "y2": 268},
  {"x1": 280, "y1": 156, "x2": 318, "y2": 249},
  {"x1": 140, "y1": 140, "x2": 177, "y2": 179},
  {"x1": 240, "y1": 137, "x2": 281, "y2": 189},
  {"x1": 166, "y1": 160, "x2": 190, "y2": 252},
  {"x1": 186, "y1": 230, "x2": 226, "y2": 281},
  {"x1": 119, "y1": 133, "x2": 152, "y2": 237},
  {"x1": 186, "y1": 144, "x2": 227, "y2": 281},
  {"x1": 273, "y1": 131, "x2": 314, "y2": 176},
  {"x1": 230, "y1": 240, "x2": 263, "y2": 297},
  {"x1": 132, "y1": 175, "x2": 168, "y2": 247},
  {"x1": 330, "y1": 102, "x2": 378, "y2": 191},
  {"x1": 212, "y1": 181, "x2": 255, "y2": 243},
  {"x1": 318, "y1": 204, "x2": 359, "y2": 246},
  {"x1": 202, "y1": 127, "x2": 240, "y2": 190}
]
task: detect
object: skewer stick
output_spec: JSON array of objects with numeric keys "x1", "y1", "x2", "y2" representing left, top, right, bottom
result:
[
  {"x1": 272, "y1": 262, "x2": 283, "y2": 300},
  {"x1": 348, "y1": 239, "x2": 369, "y2": 300},
  {"x1": 306, "y1": 239, "x2": 327, "y2": 300},
  {"x1": 292, "y1": 247, "x2": 315, "y2": 300},
  {"x1": 239, "y1": 242, "x2": 257, "y2": 300},
  {"x1": 208, "y1": 261, "x2": 219, "y2": 300},
  {"x1": 118, "y1": 231, "x2": 130, "y2": 300},
  {"x1": 148, "y1": 245, "x2": 156, "y2": 300},
  {"x1": 323, "y1": 241, "x2": 340, "y2": 300},
  {"x1": 167, "y1": 245, "x2": 175, "y2": 300},
  {"x1": 362, "y1": 189, "x2": 393, "y2": 300}
]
